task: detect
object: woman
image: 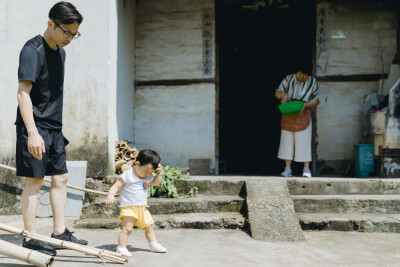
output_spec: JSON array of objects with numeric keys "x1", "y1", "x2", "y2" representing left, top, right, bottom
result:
[{"x1": 275, "y1": 66, "x2": 320, "y2": 177}]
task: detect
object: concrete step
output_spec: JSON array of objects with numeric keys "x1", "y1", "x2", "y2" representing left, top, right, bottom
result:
[
  {"x1": 292, "y1": 195, "x2": 400, "y2": 214},
  {"x1": 75, "y1": 212, "x2": 245, "y2": 230},
  {"x1": 81, "y1": 195, "x2": 244, "y2": 218},
  {"x1": 148, "y1": 195, "x2": 244, "y2": 214},
  {"x1": 298, "y1": 213, "x2": 400, "y2": 233},
  {"x1": 287, "y1": 178, "x2": 400, "y2": 195},
  {"x1": 176, "y1": 177, "x2": 245, "y2": 196}
]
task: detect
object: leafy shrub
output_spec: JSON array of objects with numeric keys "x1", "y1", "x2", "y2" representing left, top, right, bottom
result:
[{"x1": 147, "y1": 165, "x2": 197, "y2": 198}]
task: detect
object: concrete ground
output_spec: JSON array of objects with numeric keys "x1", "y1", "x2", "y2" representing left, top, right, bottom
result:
[{"x1": 0, "y1": 216, "x2": 400, "y2": 266}]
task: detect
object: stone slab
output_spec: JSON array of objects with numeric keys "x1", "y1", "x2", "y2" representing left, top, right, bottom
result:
[
  {"x1": 298, "y1": 212, "x2": 400, "y2": 233},
  {"x1": 37, "y1": 161, "x2": 87, "y2": 217},
  {"x1": 246, "y1": 179, "x2": 304, "y2": 241},
  {"x1": 81, "y1": 195, "x2": 244, "y2": 218},
  {"x1": 75, "y1": 212, "x2": 245, "y2": 230},
  {"x1": 176, "y1": 179, "x2": 245, "y2": 196},
  {"x1": 292, "y1": 194, "x2": 400, "y2": 213},
  {"x1": 287, "y1": 178, "x2": 400, "y2": 195}
]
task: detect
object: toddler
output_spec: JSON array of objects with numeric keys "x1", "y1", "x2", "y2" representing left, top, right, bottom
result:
[{"x1": 106, "y1": 149, "x2": 167, "y2": 257}]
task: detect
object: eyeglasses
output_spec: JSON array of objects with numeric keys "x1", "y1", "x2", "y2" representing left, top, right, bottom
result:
[{"x1": 53, "y1": 21, "x2": 81, "y2": 40}]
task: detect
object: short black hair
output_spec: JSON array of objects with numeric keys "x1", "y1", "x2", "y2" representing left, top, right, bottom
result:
[
  {"x1": 136, "y1": 149, "x2": 160, "y2": 170},
  {"x1": 49, "y1": 1, "x2": 83, "y2": 25}
]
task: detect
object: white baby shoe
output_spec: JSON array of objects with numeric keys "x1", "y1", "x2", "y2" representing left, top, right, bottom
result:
[
  {"x1": 149, "y1": 241, "x2": 167, "y2": 253},
  {"x1": 116, "y1": 246, "x2": 132, "y2": 257}
]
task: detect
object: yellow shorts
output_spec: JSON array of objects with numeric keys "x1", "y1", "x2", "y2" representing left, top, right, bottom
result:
[{"x1": 119, "y1": 206, "x2": 154, "y2": 229}]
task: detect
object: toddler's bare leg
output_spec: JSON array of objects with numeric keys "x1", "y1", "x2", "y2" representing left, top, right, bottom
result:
[
  {"x1": 144, "y1": 225, "x2": 156, "y2": 242},
  {"x1": 118, "y1": 217, "x2": 136, "y2": 246}
]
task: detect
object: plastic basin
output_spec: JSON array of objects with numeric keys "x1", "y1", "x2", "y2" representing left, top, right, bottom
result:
[{"x1": 278, "y1": 101, "x2": 304, "y2": 115}]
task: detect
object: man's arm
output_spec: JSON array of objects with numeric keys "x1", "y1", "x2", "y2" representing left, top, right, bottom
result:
[{"x1": 17, "y1": 81, "x2": 45, "y2": 160}]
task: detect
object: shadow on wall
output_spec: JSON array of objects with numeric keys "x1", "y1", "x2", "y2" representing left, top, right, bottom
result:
[
  {"x1": 0, "y1": 168, "x2": 23, "y2": 215},
  {"x1": 66, "y1": 135, "x2": 109, "y2": 178}
]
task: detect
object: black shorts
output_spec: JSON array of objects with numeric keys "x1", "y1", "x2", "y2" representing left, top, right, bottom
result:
[{"x1": 16, "y1": 124, "x2": 69, "y2": 178}]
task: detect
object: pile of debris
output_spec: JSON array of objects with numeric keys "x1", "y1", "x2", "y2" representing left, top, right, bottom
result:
[{"x1": 115, "y1": 141, "x2": 139, "y2": 174}]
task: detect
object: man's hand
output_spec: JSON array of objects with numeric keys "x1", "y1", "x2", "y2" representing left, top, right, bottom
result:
[
  {"x1": 105, "y1": 194, "x2": 116, "y2": 206},
  {"x1": 156, "y1": 163, "x2": 164, "y2": 177},
  {"x1": 28, "y1": 132, "x2": 45, "y2": 160}
]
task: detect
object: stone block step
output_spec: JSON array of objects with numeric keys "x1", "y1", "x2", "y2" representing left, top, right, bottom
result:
[
  {"x1": 81, "y1": 195, "x2": 244, "y2": 218},
  {"x1": 287, "y1": 178, "x2": 400, "y2": 195},
  {"x1": 74, "y1": 212, "x2": 245, "y2": 230},
  {"x1": 148, "y1": 195, "x2": 244, "y2": 214},
  {"x1": 176, "y1": 177, "x2": 245, "y2": 196},
  {"x1": 292, "y1": 195, "x2": 400, "y2": 214},
  {"x1": 298, "y1": 213, "x2": 400, "y2": 233}
]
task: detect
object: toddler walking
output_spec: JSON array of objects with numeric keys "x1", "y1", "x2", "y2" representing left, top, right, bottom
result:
[{"x1": 106, "y1": 149, "x2": 167, "y2": 257}]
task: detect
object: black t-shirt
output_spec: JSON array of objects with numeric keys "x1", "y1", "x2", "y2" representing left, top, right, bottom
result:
[{"x1": 16, "y1": 35, "x2": 65, "y2": 129}]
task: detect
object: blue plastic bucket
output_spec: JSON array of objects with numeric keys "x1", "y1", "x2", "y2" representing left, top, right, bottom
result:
[{"x1": 353, "y1": 144, "x2": 374, "y2": 177}]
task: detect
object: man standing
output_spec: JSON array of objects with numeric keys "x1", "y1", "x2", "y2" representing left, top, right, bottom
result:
[{"x1": 16, "y1": 1, "x2": 87, "y2": 256}]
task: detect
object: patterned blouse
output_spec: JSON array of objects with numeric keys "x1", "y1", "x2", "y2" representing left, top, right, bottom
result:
[{"x1": 276, "y1": 74, "x2": 319, "y2": 102}]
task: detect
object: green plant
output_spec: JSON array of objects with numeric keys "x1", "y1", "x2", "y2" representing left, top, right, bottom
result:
[
  {"x1": 185, "y1": 185, "x2": 198, "y2": 198},
  {"x1": 147, "y1": 165, "x2": 196, "y2": 198}
]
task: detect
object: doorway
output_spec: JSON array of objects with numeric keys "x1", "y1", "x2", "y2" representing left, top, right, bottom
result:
[{"x1": 217, "y1": 0, "x2": 316, "y2": 175}]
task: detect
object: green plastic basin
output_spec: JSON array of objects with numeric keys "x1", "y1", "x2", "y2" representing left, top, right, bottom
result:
[{"x1": 278, "y1": 101, "x2": 304, "y2": 115}]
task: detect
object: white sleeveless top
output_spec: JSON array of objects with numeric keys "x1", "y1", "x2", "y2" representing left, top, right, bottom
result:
[{"x1": 119, "y1": 168, "x2": 154, "y2": 207}]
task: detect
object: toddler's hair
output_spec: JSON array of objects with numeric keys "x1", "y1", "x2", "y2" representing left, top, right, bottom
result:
[{"x1": 136, "y1": 149, "x2": 160, "y2": 170}]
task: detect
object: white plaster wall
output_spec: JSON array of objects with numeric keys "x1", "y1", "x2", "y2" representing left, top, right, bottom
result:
[
  {"x1": 316, "y1": 1, "x2": 397, "y2": 162},
  {"x1": 317, "y1": 82, "x2": 379, "y2": 160},
  {"x1": 134, "y1": 0, "x2": 216, "y2": 170},
  {"x1": 134, "y1": 85, "x2": 215, "y2": 168},
  {"x1": 317, "y1": 1, "x2": 397, "y2": 76},
  {"x1": 0, "y1": 0, "x2": 119, "y2": 176},
  {"x1": 136, "y1": 0, "x2": 215, "y2": 80},
  {"x1": 116, "y1": 0, "x2": 135, "y2": 142}
]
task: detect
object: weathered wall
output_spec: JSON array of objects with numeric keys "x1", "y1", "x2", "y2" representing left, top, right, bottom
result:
[
  {"x1": 0, "y1": 0, "x2": 123, "y2": 177},
  {"x1": 316, "y1": 1, "x2": 397, "y2": 76},
  {"x1": 316, "y1": 1, "x2": 397, "y2": 169},
  {"x1": 134, "y1": 85, "x2": 215, "y2": 168},
  {"x1": 317, "y1": 82, "x2": 379, "y2": 160},
  {"x1": 116, "y1": 0, "x2": 135, "y2": 143},
  {"x1": 135, "y1": 0, "x2": 216, "y2": 170}
]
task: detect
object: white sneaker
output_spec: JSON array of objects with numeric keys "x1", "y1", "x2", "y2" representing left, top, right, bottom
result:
[
  {"x1": 281, "y1": 167, "x2": 292, "y2": 177},
  {"x1": 149, "y1": 242, "x2": 167, "y2": 253},
  {"x1": 303, "y1": 167, "x2": 312, "y2": 178},
  {"x1": 116, "y1": 246, "x2": 132, "y2": 257}
]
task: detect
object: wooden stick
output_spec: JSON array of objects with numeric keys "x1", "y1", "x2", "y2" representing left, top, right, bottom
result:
[
  {"x1": 0, "y1": 239, "x2": 54, "y2": 267},
  {"x1": 0, "y1": 163, "x2": 109, "y2": 196},
  {"x1": 0, "y1": 223, "x2": 128, "y2": 264}
]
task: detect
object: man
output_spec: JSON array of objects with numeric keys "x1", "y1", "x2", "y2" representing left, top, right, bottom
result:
[{"x1": 16, "y1": 1, "x2": 87, "y2": 256}]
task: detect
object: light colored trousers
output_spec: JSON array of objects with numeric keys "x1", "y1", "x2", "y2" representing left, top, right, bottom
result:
[{"x1": 278, "y1": 121, "x2": 312, "y2": 162}]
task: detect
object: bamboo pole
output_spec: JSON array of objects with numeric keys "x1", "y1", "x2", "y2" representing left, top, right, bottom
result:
[
  {"x1": 0, "y1": 223, "x2": 128, "y2": 264},
  {"x1": 0, "y1": 163, "x2": 109, "y2": 196},
  {"x1": 0, "y1": 239, "x2": 54, "y2": 267}
]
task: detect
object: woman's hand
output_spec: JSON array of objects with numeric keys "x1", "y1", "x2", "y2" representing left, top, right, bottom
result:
[
  {"x1": 105, "y1": 194, "x2": 116, "y2": 206},
  {"x1": 281, "y1": 94, "x2": 290, "y2": 104},
  {"x1": 302, "y1": 102, "x2": 308, "y2": 111}
]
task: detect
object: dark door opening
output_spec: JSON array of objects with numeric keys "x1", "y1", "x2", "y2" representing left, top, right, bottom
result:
[{"x1": 217, "y1": 0, "x2": 316, "y2": 175}]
